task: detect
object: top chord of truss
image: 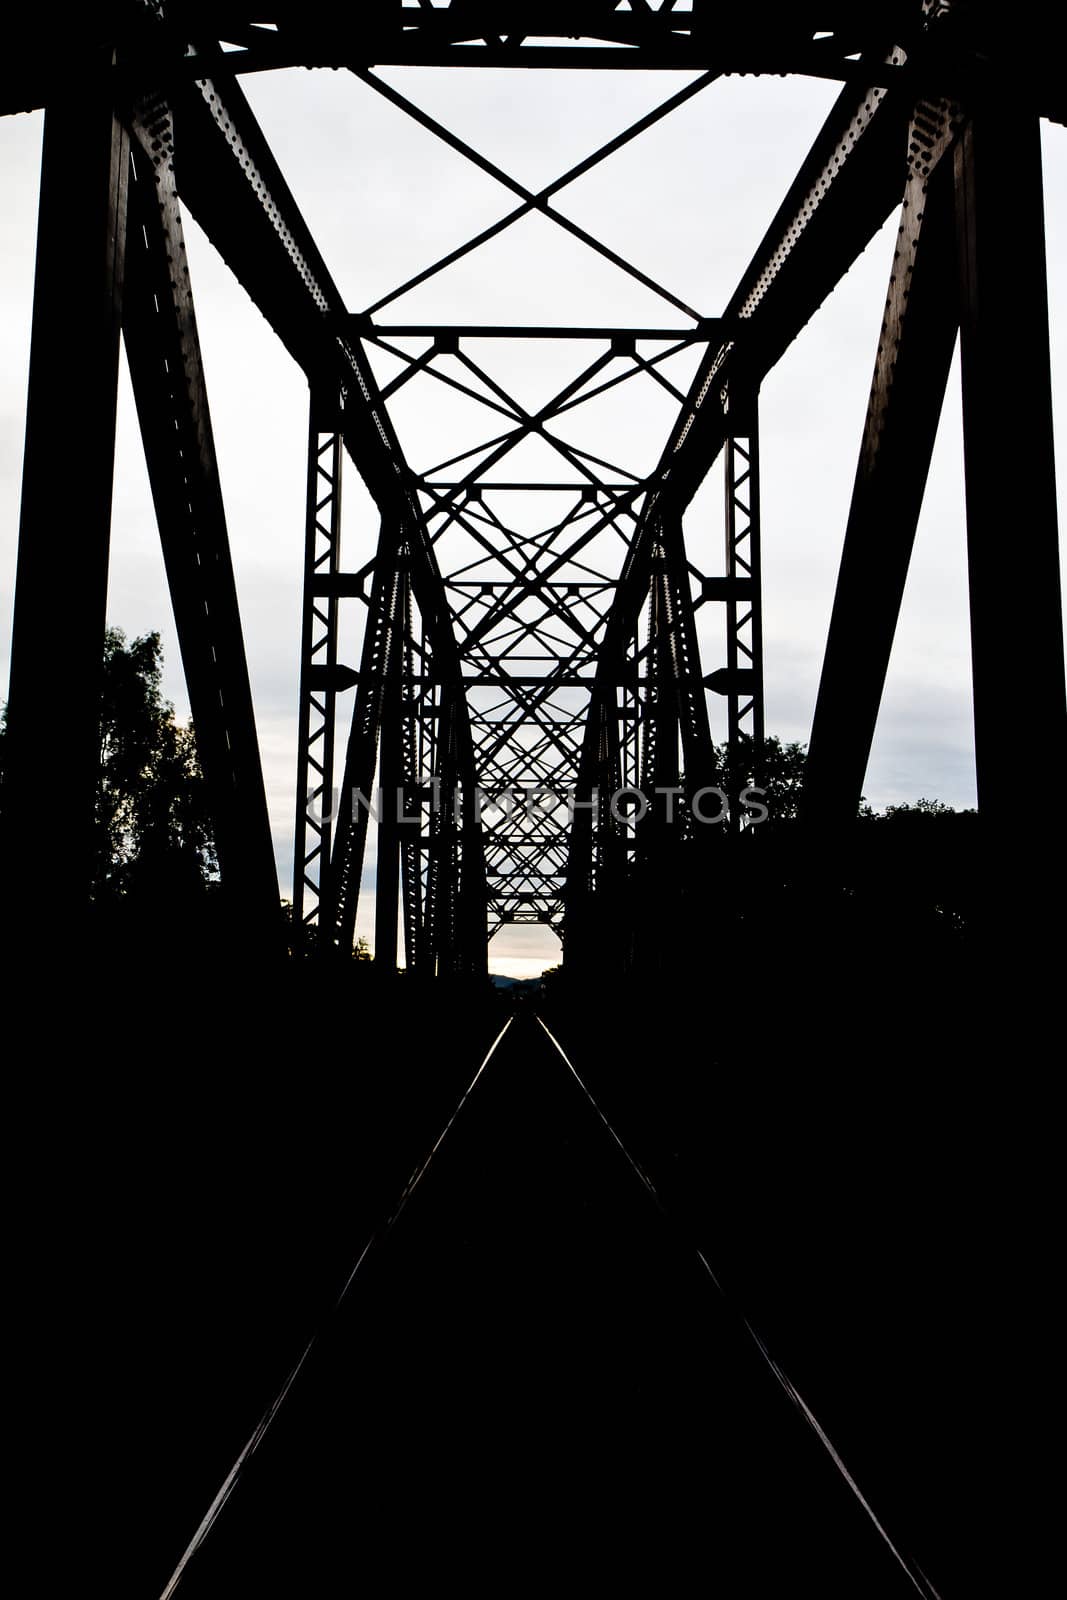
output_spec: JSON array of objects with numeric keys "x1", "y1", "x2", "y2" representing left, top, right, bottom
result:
[{"x1": 5, "y1": 3, "x2": 1063, "y2": 122}]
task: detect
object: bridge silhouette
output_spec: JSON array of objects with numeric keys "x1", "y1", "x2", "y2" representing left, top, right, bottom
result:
[{"x1": 1, "y1": 5, "x2": 1062, "y2": 1595}]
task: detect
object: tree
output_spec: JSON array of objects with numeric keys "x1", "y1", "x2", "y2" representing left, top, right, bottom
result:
[
  {"x1": 2, "y1": 628, "x2": 218, "y2": 940},
  {"x1": 713, "y1": 732, "x2": 810, "y2": 823},
  {"x1": 92, "y1": 627, "x2": 218, "y2": 901},
  {"x1": 878, "y1": 797, "x2": 963, "y2": 819},
  {"x1": 712, "y1": 738, "x2": 975, "y2": 827}
]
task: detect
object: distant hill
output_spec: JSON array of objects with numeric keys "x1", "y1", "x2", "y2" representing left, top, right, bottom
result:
[{"x1": 489, "y1": 974, "x2": 543, "y2": 991}]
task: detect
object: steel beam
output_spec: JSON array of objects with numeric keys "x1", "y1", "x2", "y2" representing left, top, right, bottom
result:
[
  {"x1": 803, "y1": 103, "x2": 961, "y2": 825},
  {"x1": 365, "y1": 325, "x2": 709, "y2": 343},
  {"x1": 373, "y1": 571, "x2": 416, "y2": 973},
  {"x1": 398, "y1": 597, "x2": 425, "y2": 971},
  {"x1": 954, "y1": 105, "x2": 1066, "y2": 830},
  {"x1": 169, "y1": 65, "x2": 402, "y2": 503},
  {"x1": 568, "y1": 46, "x2": 920, "y2": 847},
  {"x1": 637, "y1": 559, "x2": 683, "y2": 903},
  {"x1": 564, "y1": 21, "x2": 959, "y2": 921},
  {"x1": 652, "y1": 54, "x2": 915, "y2": 533},
  {"x1": 10, "y1": 4, "x2": 1059, "y2": 974},
  {"x1": 663, "y1": 527, "x2": 718, "y2": 797},
  {"x1": 648, "y1": 4, "x2": 1060, "y2": 534},
  {"x1": 7, "y1": 4, "x2": 1065, "y2": 115},
  {"x1": 123, "y1": 111, "x2": 279, "y2": 942},
  {"x1": 329, "y1": 528, "x2": 403, "y2": 954},
  {"x1": 2, "y1": 83, "x2": 128, "y2": 926},
  {"x1": 66, "y1": 4, "x2": 1054, "y2": 113},
  {"x1": 164, "y1": 62, "x2": 486, "y2": 953},
  {"x1": 373, "y1": 671, "x2": 402, "y2": 973},
  {"x1": 564, "y1": 687, "x2": 627, "y2": 975},
  {"x1": 723, "y1": 407, "x2": 765, "y2": 767},
  {"x1": 292, "y1": 402, "x2": 343, "y2": 946}
]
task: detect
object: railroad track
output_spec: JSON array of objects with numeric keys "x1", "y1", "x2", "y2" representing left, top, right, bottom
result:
[{"x1": 157, "y1": 1012, "x2": 937, "y2": 1598}]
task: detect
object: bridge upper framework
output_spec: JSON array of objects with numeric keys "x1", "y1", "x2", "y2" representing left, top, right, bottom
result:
[{"x1": 2, "y1": 0, "x2": 1063, "y2": 967}]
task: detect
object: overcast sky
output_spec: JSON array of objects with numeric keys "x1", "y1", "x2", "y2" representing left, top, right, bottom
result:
[{"x1": 1, "y1": 68, "x2": 1063, "y2": 975}]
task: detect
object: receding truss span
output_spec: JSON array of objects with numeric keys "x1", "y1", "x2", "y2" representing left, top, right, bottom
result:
[{"x1": 2, "y1": 1, "x2": 1063, "y2": 968}]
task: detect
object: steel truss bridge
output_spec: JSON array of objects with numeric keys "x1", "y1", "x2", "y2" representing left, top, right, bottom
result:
[{"x1": 2, "y1": 1, "x2": 1064, "y2": 970}]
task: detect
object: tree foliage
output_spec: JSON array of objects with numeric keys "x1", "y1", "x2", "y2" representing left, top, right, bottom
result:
[
  {"x1": 1, "y1": 627, "x2": 218, "y2": 924},
  {"x1": 713, "y1": 733, "x2": 809, "y2": 822},
  {"x1": 92, "y1": 627, "x2": 218, "y2": 900},
  {"x1": 713, "y1": 737, "x2": 974, "y2": 825}
]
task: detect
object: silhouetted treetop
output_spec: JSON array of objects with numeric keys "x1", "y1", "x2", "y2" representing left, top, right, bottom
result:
[{"x1": 93, "y1": 627, "x2": 217, "y2": 900}]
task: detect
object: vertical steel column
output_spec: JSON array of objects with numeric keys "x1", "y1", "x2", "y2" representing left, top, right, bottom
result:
[
  {"x1": 331, "y1": 527, "x2": 405, "y2": 954},
  {"x1": 568, "y1": 683, "x2": 626, "y2": 976},
  {"x1": 637, "y1": 559, "x2": 678, "y2": 968},
  {"x1": 406, "y1": 618, "x2": 434, "y2": 974},
  {"x1": 420, "y1": 686, "x2": 444, "y2": 974},
  {"x1": 719, "y1": 398, "x2": 765, "y2": 832},
  {"x1": 620, "y1": 628, "x2": 642, "y2": 798},
  {"x1": 954, "y1": 109, "x2": 1066, "y2": 831},
  {"x1": 661, "y1": 517, "x2": 717, "y2": 798},
  {"x1": 458, "y1": 737, "x2": 489, "y2": 979},
  {"x1": 3, "y1": 83, "x2": 128, "y2": 922},
  {"x1": 724, "y1": 403, "x2": 765, "y2": 756},
  {"x1": 635, "y1": 519, "x2": 716, "y2": 966},
  {"x1": 373, "y1": 574, "x2": 405, "y2": 973},
  {"x1": 425, "y1": 686, "x2": 460, "y2": 974},
  {"x1": 293, "y1": 399, "x2": 343, "y2": 948},
  {"x1": 395, "y1": 584, "x2": 422, "y2": 970},
  {"x1": 564, "y1": 645, "x2": 633, "y2": 975},
  {"x1": 639, "y1": 554, "x2": 666, "y2": 803},
  {"x1": 561, "y1": 705, "x2": 598, "y2": 974}
]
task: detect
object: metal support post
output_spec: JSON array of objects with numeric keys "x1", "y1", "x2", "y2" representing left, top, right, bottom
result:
[
  {"x1": 3, "y1": 84, "x2": 128, "y2": 925},
  {"x1": 124, "y1": 114, "x2": 280, "y2": 948},
  {"x1": 293, "y1": 401, "x2": 343, "y2": 948},
  {"x1": 954, "y1": 108, "x2": 1066, "y2": 831},
  {"x1": 804, "y1": 104, "x2": 961, "y2": 825},
  {"x1": 724, "y1": 403, "x2": 765, "y2": 762}
]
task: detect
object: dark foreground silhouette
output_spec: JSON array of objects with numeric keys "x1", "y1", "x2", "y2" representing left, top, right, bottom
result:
[{"x1": 15, "y1": 923, "x2": 1047, "y2": 1598}]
